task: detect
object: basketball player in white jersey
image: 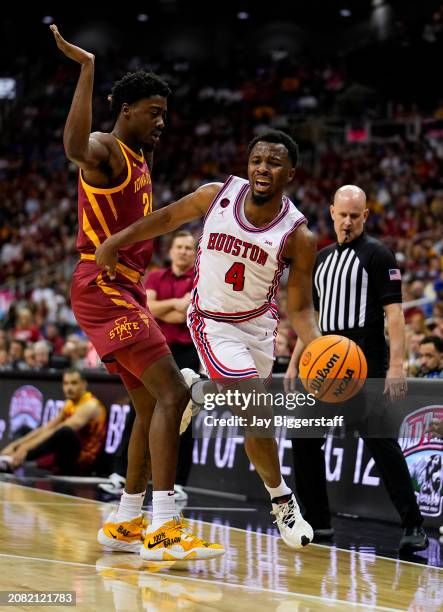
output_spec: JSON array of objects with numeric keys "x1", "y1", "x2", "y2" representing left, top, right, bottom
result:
[{"x1": 95, "y1": 130, "x2": 321, "y2": 549}]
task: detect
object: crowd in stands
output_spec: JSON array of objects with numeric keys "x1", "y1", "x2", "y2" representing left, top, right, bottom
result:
[{"x1": 1, "y1": 21, "x2": 443, "y2": 377}]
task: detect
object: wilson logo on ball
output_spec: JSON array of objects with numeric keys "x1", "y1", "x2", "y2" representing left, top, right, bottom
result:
[
  {"x1": 310, "y1": 353, "x2": 340, "y2": 393},
  {"x1": 298, "y1": 335, "x2": 367, "y2": 403}
]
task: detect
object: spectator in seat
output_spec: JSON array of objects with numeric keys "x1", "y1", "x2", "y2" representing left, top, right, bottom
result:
[
  {"x1": 11, "y1": 307, "x2": 41, "y2": 343},
  {"x1": 273, "y1": 329, "x2": 292, "y2": 374},
  {"x1": 431, "y1": 302, "x2": 443, "y2": 339},
  {"x1": 23, "y1": 345, "x2": 36, "y2": 369},
  {"x1": 0, "y1": 348, "x2": 11, "y2": 371},
  {"x1": 415, "y1": 336, "x2": 443, "y2": 379},
  {"x1": 0, "y1": 368, "x2": 107, "y2": 475},
  {"x1": 43, "y1": 322, "x2": 65, "y2": 354},
  {"x1": 33, "y1": 340, "x2": 51, "y2": 370},
  {"x1": 0, "y1": 329, "x2": 7, "y2": 351},
  {"x1": 62, "y1": 337, "x2": 88, "y2": 368},
  {"x1": 405, "y1": 312, "x2": 428, "y2": 375},
  {"x1": 8, "y1": 339, "x2": 26, "y2": 369}
]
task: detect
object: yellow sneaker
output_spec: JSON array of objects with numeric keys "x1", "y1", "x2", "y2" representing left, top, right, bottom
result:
[
  {"x1": 141, "y1": 517, "x2": 225, "y2": 561},
  {"x1": 97, "y1": 511, "x2": 148, "y2": 553}
]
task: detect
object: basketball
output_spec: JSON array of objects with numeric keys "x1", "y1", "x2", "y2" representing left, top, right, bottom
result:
[{"x1": 299, "y1": 335, "x2": 367, "y2": 402}]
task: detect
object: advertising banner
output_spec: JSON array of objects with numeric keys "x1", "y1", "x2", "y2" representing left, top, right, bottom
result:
[{"x1": 0, "y1": 372, "x2": 441, "y2": 527}]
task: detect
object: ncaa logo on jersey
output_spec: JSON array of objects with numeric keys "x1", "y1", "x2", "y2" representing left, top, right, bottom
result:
[
  {"x1": 109, "y1": 317, "x2": 140, "y2": 341},
  {"x1": 220, "y1": 198, "x2": 230, "y2": 208}
]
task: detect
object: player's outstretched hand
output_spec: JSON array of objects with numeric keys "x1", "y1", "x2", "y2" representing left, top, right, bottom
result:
[
  {"x1": 95, "y1": 238, "x2": 118, "y2": 280},
  {"x1": 284, "y1": 363, "x2": 298, "y2": 393},
  {"x1": 50, "y1": 24, "x2": 94, "y2": 65}
]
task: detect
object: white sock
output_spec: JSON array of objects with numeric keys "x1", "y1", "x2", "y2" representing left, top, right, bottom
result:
[
  {"x1": 115, "y1": 489, "x2": 145, "y2": 522},
  {"x1": 265, "y1": 478, "x2": 292, "y2": 501},
  {"x1": 150, "y1": 490, "x2": 177, "y2": 530}
]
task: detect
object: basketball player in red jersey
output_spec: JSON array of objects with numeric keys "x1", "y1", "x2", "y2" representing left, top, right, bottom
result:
[{"x1": 50, "y1": 25, "x2": 223, "y2": 561}]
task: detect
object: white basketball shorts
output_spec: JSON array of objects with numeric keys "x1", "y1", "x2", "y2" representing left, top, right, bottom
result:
[{"x1": 188, "y1": 308, "x2": 278, "y2": 381}]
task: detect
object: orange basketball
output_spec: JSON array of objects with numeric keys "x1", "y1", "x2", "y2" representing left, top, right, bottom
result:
[{"x1": 299, "y1": 335, "x2": 367, "y2": 403}]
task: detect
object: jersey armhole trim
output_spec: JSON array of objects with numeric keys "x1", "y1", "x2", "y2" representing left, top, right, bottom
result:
[
  {"x1": 79, "y1": 139, "x2": 132, "y2": 195},
  {"x1": 116, "y1": 138, "x2": 145, "y2": 162},
  {"x1": 277, "y1": 216, "x2": 307, "y2": 265},
  {"x1": 202, "y1": 175, "x2": 234, "y2": 224}
]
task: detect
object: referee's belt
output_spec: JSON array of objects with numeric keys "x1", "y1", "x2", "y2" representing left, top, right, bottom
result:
[{"x1": 79, "y1": 253, "x2": 141, "y2": 283}]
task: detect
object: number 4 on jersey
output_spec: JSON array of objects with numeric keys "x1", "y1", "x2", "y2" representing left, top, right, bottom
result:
[{"x1": 225, "y1": 262, "x2": 245, "y2": 291}]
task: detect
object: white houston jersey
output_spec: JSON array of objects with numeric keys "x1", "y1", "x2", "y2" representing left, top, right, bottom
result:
[{"x1": 192, "y1": 175, "x2": 306, "y2": 322}]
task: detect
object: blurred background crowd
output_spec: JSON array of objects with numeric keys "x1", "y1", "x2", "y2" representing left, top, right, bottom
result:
[{"x1": 0, "y1": 1, "x2": 443, "y2": 377}]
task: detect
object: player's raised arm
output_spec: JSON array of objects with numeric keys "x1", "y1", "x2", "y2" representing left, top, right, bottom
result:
[
  {"x1": 283, "y1": 223, "x2": 321, "y2": 345},
  {"x1": 50, "y1": 24, "x2": 110, "y2": 169},
  {"x1": 95, "y1": 183, "x2": 222, "y2": 278}
]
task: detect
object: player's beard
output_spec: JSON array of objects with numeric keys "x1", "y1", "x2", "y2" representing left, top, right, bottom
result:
[{"x1": 251, "y1": 190, "x2": 272, "y2": 206}]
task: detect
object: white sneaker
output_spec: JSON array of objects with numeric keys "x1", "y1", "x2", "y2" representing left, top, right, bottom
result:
[
  {"x1": 0, "y1": 455, "x2": 13, "y2": 473},
  {"x1": 98, "y1": 473, "x2": 126, "y2": 496},
  {"x1": 180, "y1": 368, "x2": 201, "y2": 435},
  {"x1": 271, "y1": 494, "x2": 313, "y2": 549},
  {"x1": 174, "y1": 484, "x2": 188, "y2": 502}
]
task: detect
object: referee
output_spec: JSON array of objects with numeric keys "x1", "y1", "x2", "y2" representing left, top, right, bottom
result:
[{"x1": 285, "y1": 185, "x2": 428, "y2": 551}]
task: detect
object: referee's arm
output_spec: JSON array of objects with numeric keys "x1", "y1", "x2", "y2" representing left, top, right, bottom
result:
[
  {"x1": 382, "y1": 303, "x2": 407, "y2": 401},
  {"x1": 371, "y1": 248, "x2": 407, "y2": 402}
]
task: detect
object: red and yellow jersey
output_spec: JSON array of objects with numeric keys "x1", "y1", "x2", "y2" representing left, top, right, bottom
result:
[
  {"x1": 77, "y1": 138, "x2": 154, "y2": 274},
  {"x1": 61, "y1": 391, "x2": 107, "y2": 468}
]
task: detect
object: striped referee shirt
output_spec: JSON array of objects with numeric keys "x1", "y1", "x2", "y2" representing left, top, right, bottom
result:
[{"x1": 313, "y1": 233, "x2": 402, "y2": 335}]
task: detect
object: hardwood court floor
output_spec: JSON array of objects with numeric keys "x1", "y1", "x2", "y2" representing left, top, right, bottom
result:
[{"x1": 0, "y1": 482, "x2": 441, "y2": 611}]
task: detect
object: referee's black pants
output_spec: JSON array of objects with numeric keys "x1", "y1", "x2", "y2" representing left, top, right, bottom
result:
[{"x1": 291, "y1": 359, "x2": 423, "y2": 528}]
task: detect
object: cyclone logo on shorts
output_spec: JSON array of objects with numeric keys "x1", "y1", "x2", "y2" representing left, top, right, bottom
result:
[{"x1": 9, "y1": 385, "x2": 43, "y2": 434}]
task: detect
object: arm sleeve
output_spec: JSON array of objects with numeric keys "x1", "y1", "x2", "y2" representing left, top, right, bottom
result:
[
  {"x1": 144, "y1": 269, "x2": 162, "y2": 291},
  {"x1": 370, "y1": 246, "x2": 402, "y2": 306}
]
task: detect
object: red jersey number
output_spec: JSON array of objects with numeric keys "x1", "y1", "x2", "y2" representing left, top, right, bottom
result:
[{"x1": 225, "y1": 262, "x2": 245, "y2": 291}]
